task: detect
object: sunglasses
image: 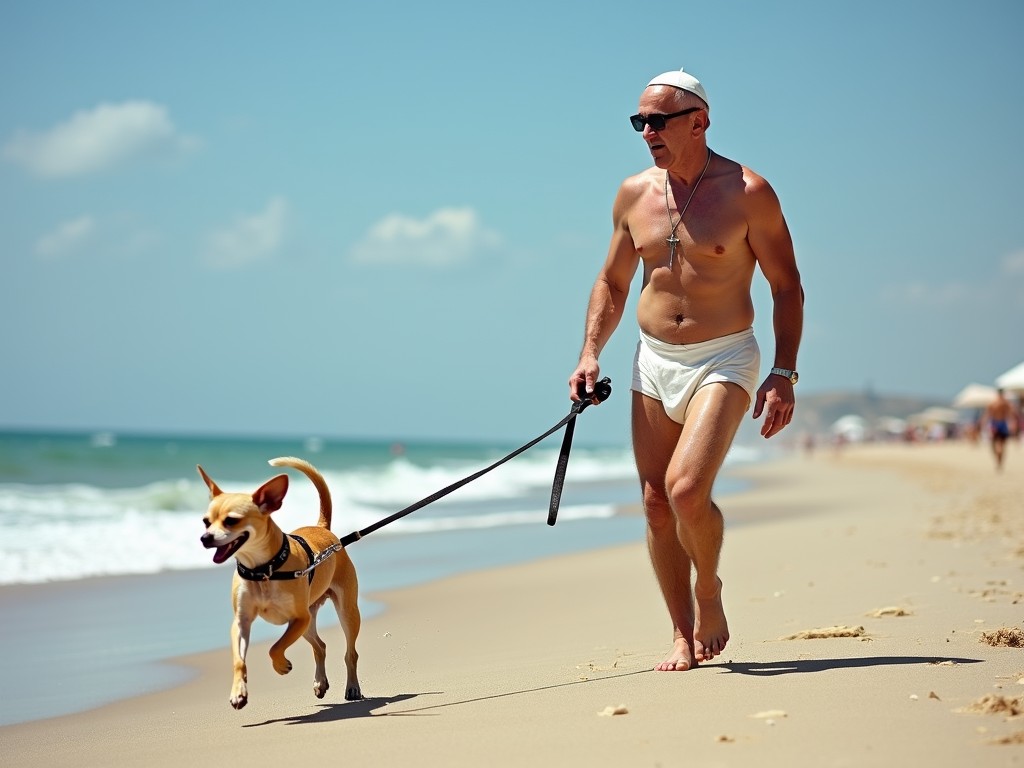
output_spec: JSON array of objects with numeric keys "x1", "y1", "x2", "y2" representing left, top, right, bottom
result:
[{"x1": 629, "y1": 106, "x2": 702, "y2": 132}]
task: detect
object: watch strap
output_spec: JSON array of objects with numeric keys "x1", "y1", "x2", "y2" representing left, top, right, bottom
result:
[{"x1": 770, "y1": 367, "x2": 798, "y2": 384}]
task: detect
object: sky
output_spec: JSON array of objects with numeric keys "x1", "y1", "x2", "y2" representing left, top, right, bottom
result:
[{"x1": 1, "y1": 0, "x2": 1022, "y2": 446}]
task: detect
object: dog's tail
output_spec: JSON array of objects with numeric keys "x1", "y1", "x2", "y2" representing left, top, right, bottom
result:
[{"x1": 268, "y1": 456, "x2": 333, "y2": 529}]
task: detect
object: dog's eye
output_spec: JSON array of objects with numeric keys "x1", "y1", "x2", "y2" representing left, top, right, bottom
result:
[
  {"x1": 202, "y1": 517, "x2": 210, "y2": 527},
  {"x1": 224, "y1": 517, "x2": 241, "y2": 527}
]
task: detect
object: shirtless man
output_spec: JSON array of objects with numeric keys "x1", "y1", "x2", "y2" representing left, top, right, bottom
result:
[
  {"x1": 569, "y1": 69, "x2": 803, "y2": 671},
  {"x1": 985, "y1": 388, "x2": 1016, "y2": 471}
]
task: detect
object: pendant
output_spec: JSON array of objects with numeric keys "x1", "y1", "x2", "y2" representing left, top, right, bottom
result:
[{"x1": 666, "y1": 234, "x2": 679, "y2": 267}]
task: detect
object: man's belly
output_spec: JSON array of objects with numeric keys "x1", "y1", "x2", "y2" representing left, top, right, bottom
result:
[{"x1": 637, "y1": 289, "x2": 755, "y2": 345}]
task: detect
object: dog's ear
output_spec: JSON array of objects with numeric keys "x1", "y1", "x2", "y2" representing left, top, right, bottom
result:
[
  {"x1": 252, "y1": 474, "x2": 289, "y2": 514},
  {"x1": 196, "y1": 465, "x2": 223, "y2": 498}
]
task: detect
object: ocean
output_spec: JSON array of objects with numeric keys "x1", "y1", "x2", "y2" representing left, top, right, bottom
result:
[{"x1": 0, "y1": 428, "x2": 763, "y2": 725}]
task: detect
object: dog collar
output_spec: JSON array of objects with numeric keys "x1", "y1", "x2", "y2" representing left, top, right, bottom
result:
[{"x1": 236, "y1": 534, "x2": 291, "y2": 581}]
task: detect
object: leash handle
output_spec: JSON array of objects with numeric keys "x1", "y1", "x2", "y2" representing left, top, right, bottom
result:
[
  {"x1": 579, "y1": 377, "x2": 613, "y2": 409},
  {"x1": 548, "y1": 377, "x2": 612, "y2": 526}
]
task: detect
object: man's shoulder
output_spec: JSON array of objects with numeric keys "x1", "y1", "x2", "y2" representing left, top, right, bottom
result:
[
  {"x1": 614, "y1": 167, "x2": 659, "y2": 207},
  {"x1": 621, "y1": 165, "x2": 660, "y2": 189},
  {"x1": 732, "y1": 162, "x2": 781, "y2": 212}
]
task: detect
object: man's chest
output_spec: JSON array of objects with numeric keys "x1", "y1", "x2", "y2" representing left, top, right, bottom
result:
[{"x1": 630, "y1": 189, "x2": 748, "y2": 265}]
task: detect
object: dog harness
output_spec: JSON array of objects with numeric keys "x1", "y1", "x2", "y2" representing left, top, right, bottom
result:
[{"x1": 235, "y1": 534, "x2": 317, "y2": 583}]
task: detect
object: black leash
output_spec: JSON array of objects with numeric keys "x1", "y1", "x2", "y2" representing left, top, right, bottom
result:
[{"x1": 337, "y1": 378, "x2": 612, "y2": 547}]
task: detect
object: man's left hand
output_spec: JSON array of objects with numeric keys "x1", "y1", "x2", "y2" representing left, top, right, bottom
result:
[{"x1": 753, "y1": 376, "x2": 795, "y2": 438}]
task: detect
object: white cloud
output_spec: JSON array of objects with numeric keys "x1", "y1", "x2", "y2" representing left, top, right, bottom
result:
[
  {"x1": 3, "y1": 101, "x2": 199, "y2": 178},
  {"x1": 349, "y1": 207, "x2": 501, "y2": 267},
  {"x1": 1001, "y1": 249, "x2": 1024, "y2": 276},
  {"x1": 201, "y1": 197, "x2": 289, "y2": 269},
  {"x1": 34, "y1": 216, "x2": 96, "y2": 259},
  {"x1": 883, "y1": 249, "x2": 1024, "y2": 309},
  {"x1": 881, "y1": 280, "x2": 974, "y2": 308}
]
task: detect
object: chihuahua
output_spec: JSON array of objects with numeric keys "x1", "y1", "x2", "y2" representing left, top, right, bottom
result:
[{"x1": 198, "y1": 456, "x2": 362, "y2": 710}]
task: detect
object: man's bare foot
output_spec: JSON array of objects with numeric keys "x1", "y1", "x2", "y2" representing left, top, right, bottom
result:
[
  {"x1": 655, "y1": 636, "x2": 696, "y2": 671},
  {"x1": 693, "y1": 579, "x2": 729, "y2": 662}
]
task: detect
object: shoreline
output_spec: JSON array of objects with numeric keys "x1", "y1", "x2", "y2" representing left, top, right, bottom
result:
[{"x1": 4, "y1": 441, "x2": 1024, "y2": 766}]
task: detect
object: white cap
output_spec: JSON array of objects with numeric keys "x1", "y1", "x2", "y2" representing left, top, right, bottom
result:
[{"x1": 646, "y1": 69, "x2": 709, "y2": 110}]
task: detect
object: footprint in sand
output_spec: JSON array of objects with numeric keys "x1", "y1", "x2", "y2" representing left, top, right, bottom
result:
[
  {"x1": 750, "y1": 709, "x2": 787, "y2": 719},
  {"x1": 781, "y1": 625, "x2": 867, "y2": 640},
  {"x1": 866, "y1": 606, "x2": 912, "y2": 617}
]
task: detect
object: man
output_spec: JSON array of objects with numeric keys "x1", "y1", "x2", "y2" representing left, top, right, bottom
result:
[
  {"x1": 984, "y1": 388, "x2": 1016, "y2": 471},
  {"x1": 568, "y1": 69, "x2": 803, "y2": 671}
]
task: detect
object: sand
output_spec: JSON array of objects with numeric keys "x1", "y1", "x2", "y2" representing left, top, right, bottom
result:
[{"x1": 3, "y1": 440, "x2": 1024, "y2": 767}]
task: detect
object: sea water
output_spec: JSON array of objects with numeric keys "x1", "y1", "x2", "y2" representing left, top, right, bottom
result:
[{"x1": 0, "y1": 429, "x2": 761, "y2": 585}]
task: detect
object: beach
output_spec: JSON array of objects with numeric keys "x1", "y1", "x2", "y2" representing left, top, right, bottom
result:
[{"x1": 3, "y1": 441, "x2": 1023, "y2": 766}]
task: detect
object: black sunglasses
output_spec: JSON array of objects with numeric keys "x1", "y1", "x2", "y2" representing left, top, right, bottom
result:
[{"x1": 629, "y1": 106, "x2": 702, "y2": 132}]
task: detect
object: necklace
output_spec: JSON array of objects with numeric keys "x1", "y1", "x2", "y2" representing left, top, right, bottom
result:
[{"x1": 664, "y1": 148, "x2": 712, "y2": 268}]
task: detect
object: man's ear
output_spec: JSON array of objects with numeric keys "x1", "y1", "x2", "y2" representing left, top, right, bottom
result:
[{"x1": 692, "y1": 111, "x2": 710, "y2": 136}]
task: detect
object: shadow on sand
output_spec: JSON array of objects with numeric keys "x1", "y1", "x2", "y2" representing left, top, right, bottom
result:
[
  {"x1": 244, "y1": 669, "x2": 651, "y2": 726},
  {"x1": 718, "y1": 655, "x2": 983, "y2": 676},
  {"x1": 244, "y1": 655, "x2": 982, "y2": 725}
]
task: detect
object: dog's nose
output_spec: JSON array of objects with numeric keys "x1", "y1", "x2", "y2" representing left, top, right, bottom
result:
[{"x1": 200, "y1": 532, "x2": 215, "y2": 547}]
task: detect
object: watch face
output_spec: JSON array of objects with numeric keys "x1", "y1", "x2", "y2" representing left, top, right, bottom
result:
[{"x1": 790, "y1": 371, "x2": 799, "y2": 385}]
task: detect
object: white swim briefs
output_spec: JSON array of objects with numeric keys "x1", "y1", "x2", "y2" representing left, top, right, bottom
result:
[{"x1": 631, "y1": 327, "x2": 761, "y2": 424}]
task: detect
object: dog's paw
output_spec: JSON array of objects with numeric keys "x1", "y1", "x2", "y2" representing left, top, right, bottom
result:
[
  {"x1": 345, "y1": 685, "x2": 364, "y2": 701},
  {"x1": 230, "y1": 680, "x2": 249, "y2": 709},
  {"x1": 313, "y1": 679, "x2": 329, "y2": 699},
  {"x1": 271, "y1": 655, "x2": 293, "y2": 676}
]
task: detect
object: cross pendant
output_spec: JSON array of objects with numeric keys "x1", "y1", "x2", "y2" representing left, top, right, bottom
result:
[{"x1": 666, "y1": 234, "x2": 679, "y2": 267}]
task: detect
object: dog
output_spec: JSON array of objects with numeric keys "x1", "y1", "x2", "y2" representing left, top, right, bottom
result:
[{"x1": 198, "y1": 456, "x2": 362, "y2": 710}]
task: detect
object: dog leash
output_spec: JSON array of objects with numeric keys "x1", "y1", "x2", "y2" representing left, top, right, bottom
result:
[
  {"x1": 244, "y1": 380, "x2": 613, "y2": 581},
  {"x1": 336, "y1": 378, "x2": 613, "y2": 548}
]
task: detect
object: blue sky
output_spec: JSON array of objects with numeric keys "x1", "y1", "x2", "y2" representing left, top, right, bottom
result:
[{"x1": 2, "y1": 0, "x2": 1022, "y2": 445}]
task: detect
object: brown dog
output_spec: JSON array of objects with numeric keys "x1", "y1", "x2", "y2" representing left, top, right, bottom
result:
[{"x1": 198, "y1": 456, "x2": 362, "y2": 710}]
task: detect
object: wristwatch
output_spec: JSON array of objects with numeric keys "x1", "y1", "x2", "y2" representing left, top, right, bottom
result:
[{"x1": 770, "y1": 367, "x2": 799, "y2": 385}]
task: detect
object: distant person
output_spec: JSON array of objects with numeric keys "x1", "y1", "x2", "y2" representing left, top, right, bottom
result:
[
  {"x1": 984, "y1": 388, "x2": 1016, "y2": 471},
  {"x1": 568, "y1": 69, "x2": 803, "y2": 671}
]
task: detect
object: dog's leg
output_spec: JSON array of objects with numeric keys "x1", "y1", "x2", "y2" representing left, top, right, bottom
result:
[
  {"x1": 230, "y1": 614, "x2": 253, "y2": 709},
  {"x1": 303, "y1": 603, "x2": 329, "y2": 699},
  {"x1": 269, "y1": 611, "x2": 310, "y2": 675},
  {"x1": 329, "y1": 586, "x2": 363, "y2": 700}
]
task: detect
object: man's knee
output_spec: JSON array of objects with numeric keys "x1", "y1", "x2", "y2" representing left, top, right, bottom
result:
[{"x1": 667, "y1": 472, "x2": 713, "y2": 523}]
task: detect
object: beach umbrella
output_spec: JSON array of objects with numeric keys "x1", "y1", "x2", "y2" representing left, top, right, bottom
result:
[
  {"x1": 912, "y1": 406, "x2": 961, "y2": 425},
  {"x1": 831, "y1": 414, "x2": 868, "y2": 441},
  {"x1": 952, "y1": 382, "x2": 997, "y2": 409},
  {"x1": 995, "y1": 361, "x2": 1024, "y2": 392}
]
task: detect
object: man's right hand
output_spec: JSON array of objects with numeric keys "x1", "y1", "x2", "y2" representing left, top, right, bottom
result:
[{"x1": 569, "y1": 358, "x2": 601, "y2": 403}]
